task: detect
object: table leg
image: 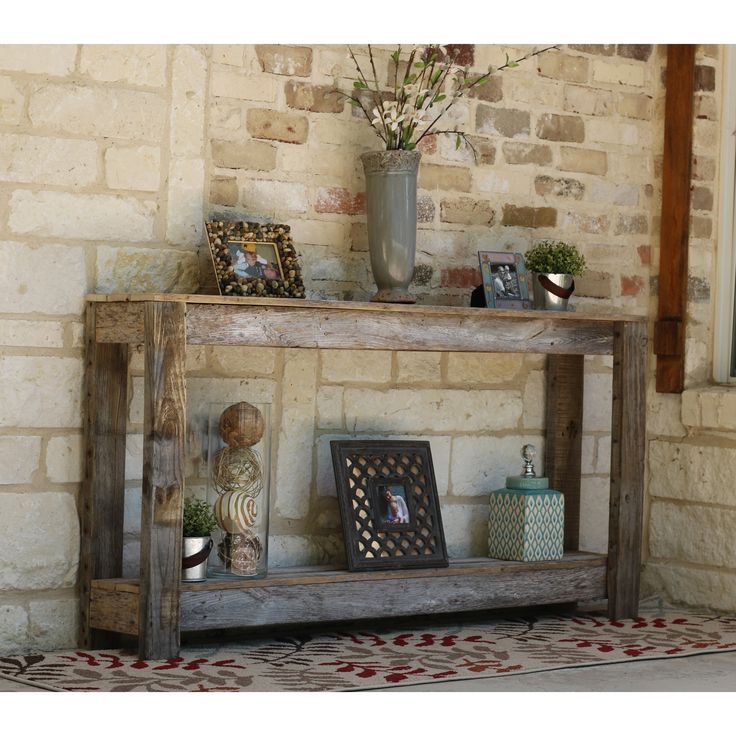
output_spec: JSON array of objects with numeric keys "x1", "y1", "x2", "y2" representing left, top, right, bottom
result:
[{"x1": 138, "y1": 301, "x2": 187, "y2": 659}]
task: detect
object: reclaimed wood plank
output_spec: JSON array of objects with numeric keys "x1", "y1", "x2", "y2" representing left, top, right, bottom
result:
[
  {"x1": 655, "y1": 44, "x2": 696, "y2": 393},
  {"x1": 139, "y1": 301, "x2": 187, "y2": 660},
  {"x1": 545, "y1": 355, "x2": 584, "y2": 550},
  {"x1": 179, "y1": 565, "x2": 606, "y2": 630},
  {"x1": 90, "y1": 588, "x2": 139, "y2": 636},
  {"x1": 608, "y1": 321, "x2": 647, "y2": 619},
  {"x1": 79, "y1": 304, "x2": 128, "y2": 649}
]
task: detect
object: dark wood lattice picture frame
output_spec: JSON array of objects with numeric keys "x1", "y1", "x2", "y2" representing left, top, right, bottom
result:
[{"x1": 331, "y1": 440, "x2": 449, "y2": 571}]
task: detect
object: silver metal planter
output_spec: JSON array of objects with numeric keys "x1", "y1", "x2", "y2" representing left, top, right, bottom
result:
[
  {"x1": 182, "y1": 536, "x2": 213, "y2": 582},
  {"x1": 532, "y1": 272, "x2": 575, "y2": 311},
  {"x1": 361, "y1": 150, "x2": 421, "y2": 304}
]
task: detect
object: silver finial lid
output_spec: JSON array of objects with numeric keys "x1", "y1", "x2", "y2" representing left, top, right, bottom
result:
[{"x1": 521, "y1": 444, "x2": 536, "y2": 478}]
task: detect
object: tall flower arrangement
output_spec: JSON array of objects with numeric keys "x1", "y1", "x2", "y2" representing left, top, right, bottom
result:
[{"x1": 346, "y1": 45, "x2": 557, "y2": 153}]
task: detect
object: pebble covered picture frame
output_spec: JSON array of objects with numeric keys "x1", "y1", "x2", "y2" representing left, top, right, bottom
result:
[{"x1": 206, "y1": 220, "x2": 306, "y2": 298}]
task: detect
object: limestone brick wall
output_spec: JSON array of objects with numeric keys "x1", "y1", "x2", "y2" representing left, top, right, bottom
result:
[
  {"x1": 0, "y1": 41, "x2": 686, "y2": 655},
  {"x1": 642, "y1": 46, "x2": 736, "y2": 611}
]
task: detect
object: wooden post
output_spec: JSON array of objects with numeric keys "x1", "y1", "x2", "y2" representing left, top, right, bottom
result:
[
  {"x1": 607, "y1": 321, "x2": 647, "y2": 619},
  {"x1": 654, "y1": 44, "x2": 696, "y2": 393},
  {"x1": 138, "y1": 301, "x2": 187, "y2": 659},
  {"x1": 545, "y1": 355, "x2": 584, "y2": 551},
  {"x1": 79, "y1": 304, "x2": 129, "y2": 648}
]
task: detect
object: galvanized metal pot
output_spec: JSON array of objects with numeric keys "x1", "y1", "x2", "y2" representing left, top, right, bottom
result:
[
  {"x1": 361, "y1": 150, "x2": 421, "y2": 304},
  {"x1": 182, "y1": 536, "x2": 213, "y2": 582},
  {"x1": 532, "y1": 273, "x2": 575, "y2": 311}
]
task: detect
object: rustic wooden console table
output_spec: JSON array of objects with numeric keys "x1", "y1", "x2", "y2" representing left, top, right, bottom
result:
[{"x1": 80, "y1": 294, "x2": 646, "y2": 659}]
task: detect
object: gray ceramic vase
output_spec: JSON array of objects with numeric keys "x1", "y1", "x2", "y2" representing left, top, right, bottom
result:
[{"x1": 361, "y1": 150, "x2": 421, "y2": 303}]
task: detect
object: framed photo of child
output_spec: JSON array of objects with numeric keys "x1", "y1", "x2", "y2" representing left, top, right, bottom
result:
[
  {"x1": 478, "y1": 251, "x2": 532, "y2": 310},
  {"x1": 206, "y1": 220, "x2": 305, "y2": 299},
  {"x1": 330, "y1": 440, "x2": 449, "y2": 571}
]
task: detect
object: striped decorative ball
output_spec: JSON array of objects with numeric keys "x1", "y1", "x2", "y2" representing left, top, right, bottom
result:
[{"x1": 214, "y1": 490, "x2": 258, "y2": 533}]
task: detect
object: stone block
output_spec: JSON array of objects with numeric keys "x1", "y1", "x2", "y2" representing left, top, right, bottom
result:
[
  {"x1": 0, "y1": 436, "x2": 41, "y2": 484},
  {"x1": 321, "y1": 349, "x2": 392, "y2": 384},
  {"x1": 681, "y1": 387, "x2": 736, "y2": 431},
  {"x1": 583, "y1": 373, "x2": 612, "y2": 432},
  {"x1": 587, "y1": 180, "x2": 639, "y2": 206},
  {"x1": 209, "y1": 175, "x2": 239, "y2": 206},
  {"x1": 450, "y1": 435, "x2": 545, "y2": 496},
  {"x1": 439, "y1": 134, "x2": 496, "y2": 166},
  {"x1": 501, "y1": 204, "x2": 557, "y2": 228},
  {"x1": 440, "y1": 198, "x2": 495, "y2": 226},
  {"x1": 0, "y1": 319, "x2": 64, "y2": 348},
  {"x1": 211, "y1": 139, "x2": 277, "y2": 171},
  {"x1": 536, "y1": 113, "x2": 585, "y2": 143},
  {"x1": 314, "y1": 187, "x2": 365, "y2": 215},
  {"x1": 417, "y1": 195, "x2": 436, "y2": 223},
  {"x1": 209, "y1": 345, "x2": 277, "y2": 376},
  {"x1": 247, "y1": 109, "x2": 309, "y2": 144},
  {"x1": 79, "y1": 45, "x2": 167, "y2": 86},
  {"x1": 9, "y1": 191, "x2": 156, "y2": 241},
  {"x1": 575, "y1": 270, "x2": 612, "y2": 299},
  {"x1": 534, "y1": 175, "x2": 584, "y2": 200},
  {"x1": 95, "y1": 246, "x2": 199, "y2": 294},
  {"x1": 166, "y1": 157, "x2": 206, "y2": 246},
  {"x1": 447, "y1": 353, "x2": 523, "y2": 385},
  {"x1": 693, "y1": 156, "x2": 716, "y2": 182},
  {"x1": 618, "y1": 92, "x2": 652, "y2": 120},
  {"x1": 614, "y1": 213, "x2": 649, "y2": 235},
  {"x1": 617, "y1": 45, "x2": 653, "y2": 62},
  {"x1": 105, "y1": 145, "x2": 161, "y2": 192},
  {"x1": 345, "y1": 388, "x2": 522, "y2": 434},
  {"x1": 0, "y1": 492, "x2": 79, "y2": 590},
  {"x1": 587, "y1": 119, "x2": 639, "y2": 146},
  {"x1": 0, "y1": 133, "x2": 98, "y2": 188},
  {"x1": 502, "y1": 141, "x2": 553, "y2": 166},
  {"x1": 579, "y1": 476, "x2": 609, "y2": 554},
  {"x1": 418, "y1": 164, "x2": 472, "y2": 192},
  {"x1": 0, "y1": 356, "x2": 83, "y2": 428},
  {"x1": 211, "y1": 69, "x2": 279, "y2": 102},
  {"x1": 46, "y1": 435, "x2": 83, "y2": 484},
  {"x1": 567, "y1": 44, "x2": 615, "y2": 56},
  {"x1": 29, "y1": 598, "x2": 78, "y2": 650},
  {"x1": 475, "y1": 169, "x2": 533, "y2": 196},
  {"x1": 506, "y1": 77, "x2": 561, "y2": 108},
  {"x1": 642, "y1": 562, "x2": 736, "y2": 613},
  {"x1": 290, "y1": 219, "x2": 348, "y2": 248},
  {"x1": 467, "y1": 75, "x2": 503, "y2": 103},
  {"x1": 242, "y1": 179, "x2": 308, "y2": 216},
  {"x1": 691, "y1": 186, "x2": 713, "y2": 212},
  {"x1": 563, "y1": 211, "x2": 610, "y2": 234},
  {"x1": 0, "y1": 75, "x2": 25, "y2": 125},
  {"x1": 476, "y1": 105, "x2": 530, "y2": 138},
  {"x1": 441, "y1": 502, "x2": 491, "y2": 558},
  {"x1": 124, "y1": 435, "x2": 144, "y2": 482},
  {"x1": 29, "y1": 84, "x2": 167, "y2": 141},
  {"x1": 440, "y1": 266, "x2": 481, "y2": 289},
  {"x1": 522, "y1": 371, "x2": 545, "y2": 430},
  {"x1": 0, "y1": 45, "x2": 76, "y2": 75},
  {"x1": 285, "y1": 81, "x2": 344, "y2": 113},
  {"x1": 170, "y1": 45, "x2": 207, "y2": 157},
  {"x1": 695, "y1": 64, "x2": 716, "y2": 92},
  {"x1": 563, "y1": 85, "x2": 614, "y2": 116},
  {"x1": 650, "y1": 501, "x2": 736, "y2": 569},
  {"x1": 0, "y1": 605, "x2": 27, "y2": 654},
  {"x1": 255, "y1": 45, "x2": 313, "y2": 76},
  {"x1": 592, "y1": 60, "x2": 647, "y2": 86},
  {"x1": 316, "y1": 385, "x2": 344, "y2": 430},
  {"x1": 0, "y1": 241, "x2": 87, "y2": 315},
  {"x1": 396, "y1": 352, "x2": 442, "y2": 385},
  {"x1": 212, "y1": 46, "x2": 246, "y2": 66},
  {"x1": 537, "y1": 52, "x2": 589, "y2": 83},
  {"x1": 560, "y1": 146, "x2": 607, "y2": 175}
]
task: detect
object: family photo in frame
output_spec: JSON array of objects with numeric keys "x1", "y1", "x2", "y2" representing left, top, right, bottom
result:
[{"x1": 478, "y1": 251, "x2": 533, "y2": 310}]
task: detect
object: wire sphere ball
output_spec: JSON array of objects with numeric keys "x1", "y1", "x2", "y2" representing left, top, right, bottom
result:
[
  {"x1": 219, "y1": 401, "x2": 265, "y2": 448},
  {"x1": 212, "y1": 446, "x2": 263, "y2": 497}
]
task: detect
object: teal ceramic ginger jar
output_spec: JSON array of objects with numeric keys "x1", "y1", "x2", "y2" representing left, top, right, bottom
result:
[{"x1": 487, "y1": 444, "x2": 564, "y2": 562}]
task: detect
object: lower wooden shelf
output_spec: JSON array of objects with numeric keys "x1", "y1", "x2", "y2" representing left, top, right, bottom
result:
[{"x1": 90, "y1": 552, "x2": 606, "y2": 636}]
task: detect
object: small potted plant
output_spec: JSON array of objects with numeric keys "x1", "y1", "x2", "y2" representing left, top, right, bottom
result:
[
  {"x1": 182, "y1": 496, "x2": 217, "y2": 582},
  {"x1": 524, "y1": 240, "x2": 586, "y2": 311}
]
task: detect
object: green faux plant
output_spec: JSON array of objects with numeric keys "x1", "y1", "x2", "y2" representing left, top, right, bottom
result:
[
  {"x1": 182, "y1": 496, "x2": 217, "y2": 538},
  {"x1": 524, "y1": 240, "x2": 586, "y2": 277}
]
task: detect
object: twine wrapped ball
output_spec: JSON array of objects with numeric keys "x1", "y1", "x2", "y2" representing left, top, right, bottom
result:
[
  {"x1": 212, "y1": 445, "x2": 263, "y2": 497},
  {"x1": 219, "y1": 402, "x2": 264, "y2": 448},
  {"x1": 214, "y1": 490, "x2": 258, "y2": 534}
]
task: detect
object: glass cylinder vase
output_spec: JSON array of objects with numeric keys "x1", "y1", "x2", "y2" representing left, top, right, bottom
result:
[{"x1": 207, "y1": 401, "x2": 271, "y2": 579}]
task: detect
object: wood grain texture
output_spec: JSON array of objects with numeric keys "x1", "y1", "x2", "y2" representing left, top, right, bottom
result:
[
  {"x1": 608, "y1": 321, "x2": 647, "y2": 619},
  {"x1": 79, "y1": 304, "x2": 128, "y2": 648},
  {"x1": 138, "y1": 301, "x2": 187, "y2": 660},
  {"x1": 179, "y1": 565, "x2": 606, "y2": 630},
  {"x1": 545, "y1": 355, "x2": 584, "y2": 550},
  {"x1": 90, "y1": 588, "x2": 139, "y2": 635},
  {"x1": 655, "y1": 44, "x2": 696, "y2": 393}
]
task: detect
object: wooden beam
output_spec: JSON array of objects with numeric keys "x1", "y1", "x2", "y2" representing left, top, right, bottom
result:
[
  {"x1": 79, "y1": 304, "x2": 128, "y2": 648},
  {"x1": 655, "y1": 44, "x2": 696, "y2": 393},
  {"x1": 608, "y1": 321, "x2": 647, "y2": 619},
  {"x1": 545, "y1": 355, "x2": 584, "y2": 551},
  {"x1": 139, "y1": 301, "x2": 187, "y2": 660}
]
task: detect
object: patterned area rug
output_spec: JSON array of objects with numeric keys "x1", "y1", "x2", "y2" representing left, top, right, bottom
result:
[{"x1": 2, "y1": 611, "x2": 736, "y2": 692}]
